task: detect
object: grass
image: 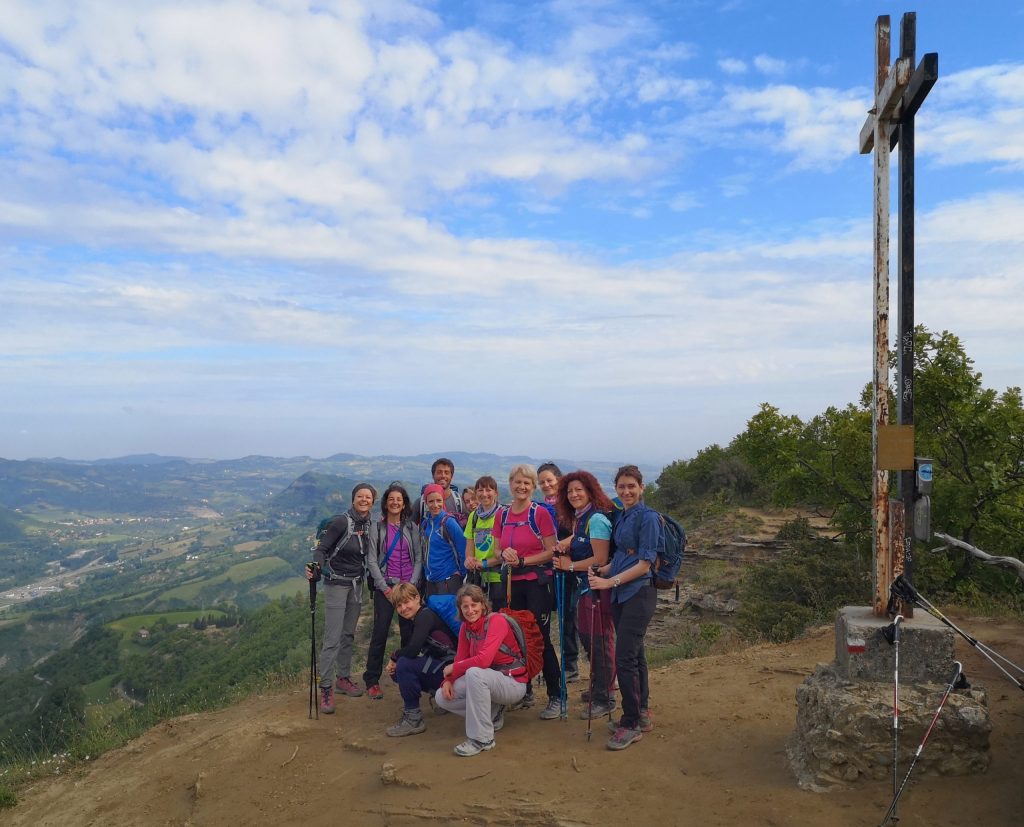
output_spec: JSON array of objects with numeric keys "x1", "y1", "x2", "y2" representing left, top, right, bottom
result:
[
  {"x1": 82, "y1": 674, "x2": 116, "y2": 704},
  {"x1": 260, "y1": 577, "x2": 308, "y2": 601},
  {"x1": 160, "y1": 557, "x2": 289, "y2": 602}
]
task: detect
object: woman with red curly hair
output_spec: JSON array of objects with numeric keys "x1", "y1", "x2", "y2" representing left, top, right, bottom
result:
[{"x1": 553, "y1": 470, "x2": 618, "y2": 720}]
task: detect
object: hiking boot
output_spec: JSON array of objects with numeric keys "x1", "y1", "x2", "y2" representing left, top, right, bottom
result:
[
  {"x1": 386, "y1": 710, "x2": 425, "y2": 737},
  {"x1": 579, "y1": 699, "x2": 616, "y2": 720},
  {"x1": 319, "y1": 685, "x2": 335, "y2": 714},
  {"x1": 607, "y1": 709, "x2": 653, "y2": 734},
  {"x1": 565, "y1": 668, "x2": 581, "y2": 683},
  {"x1": 453, "y1": 738, "x2": 495, "y2": 757},
  {"x1": 510, "y1": 688, "x2": 535, "y2": 711},
  {"x1": 492, "y1": 705, "x2": 506, "y2": 732},
  {"x1": 539, "y1": 698, "x2": 564, "y2": 720},
  {"x1": 606, "y1": 725, "x2": 643, "y2": 751},
  {"x1": 367, "y1": 684, "x2": 383, "y2": 700},
  {"x1": 335, "y1": 676, "x2": 363, "y2": 697}
]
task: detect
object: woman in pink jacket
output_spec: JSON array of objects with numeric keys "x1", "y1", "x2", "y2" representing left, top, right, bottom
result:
[{"x1": 434, "y1": 584, "x2": 529, "y2": 756}]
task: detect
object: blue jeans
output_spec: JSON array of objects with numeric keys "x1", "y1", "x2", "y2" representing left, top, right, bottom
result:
[{"x1": 393, "y1": 655, "x2": 447, "y2": 710}]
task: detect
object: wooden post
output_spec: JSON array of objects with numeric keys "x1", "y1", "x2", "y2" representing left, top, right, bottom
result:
[{"x1": 871, "y1": 15, "x2": 893, "y2": 617}]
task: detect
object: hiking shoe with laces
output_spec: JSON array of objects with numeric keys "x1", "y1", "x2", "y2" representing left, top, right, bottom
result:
[
  {"x1": 386, "y1": 710, "x2": 425, "y2": 737},
  {"x1": 335, "y1": 676, "x2": 364, "y2": 697},
  {"x1": 453, "y1": 738, "x2": 495, "y2": 757},
  {"x1": 539, "y1": 698, "x2": 564, "y2": 720},
  {"x1": 492, "y1": 705, "x2": 506, "y2": 732},
  {"x1": 510, "y1": 689, "x2": 534, "y2": 711},
  {"x1": 607, "y1": 708, "x2": 653, "y2": 734},
  {"x1": 579, "y1": 699, "x2": 616, "y2": 720},
  {"x1": 606, "y1": 725, "x2": 642, "y2": 751},
  {"x1": 319, "y1": 685, "x2": 335, "y2": 714},
  {"x1": 367, "y1": 684, "x2": 383, "y2": 700}
]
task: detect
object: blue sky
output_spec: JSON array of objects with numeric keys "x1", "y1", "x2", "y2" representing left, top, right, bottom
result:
[{"x1": 1, "y1": 0, "x2": 1022, "y2": 467}]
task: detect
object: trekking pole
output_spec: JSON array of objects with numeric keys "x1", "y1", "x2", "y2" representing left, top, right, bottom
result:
[
  {"x1": 891, "y1": 576, "x2": 1024, "y2": 691},
  {"x1": 878, "y1": 661, "x2": 965, "y2": 827},
  {"x1": 585, "y1": 591, "x2": 598, "y2": 741},
  {"x1": 882, "y1": 615, "x2": 904, "y2": 814},
  {"x1": 555, "y1": 569, "x2": 568, "y2": 720},
  {"x1": 307, "y1": 564, "x2": 319, "y2": 720}
]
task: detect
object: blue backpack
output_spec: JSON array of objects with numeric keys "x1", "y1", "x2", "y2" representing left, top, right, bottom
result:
[
  {"x1": 652, "y1": 512, "x2": 687, "y2": 589},
  {"x1": 425, "y1": 594, "x2": 462, "y2": 637}
]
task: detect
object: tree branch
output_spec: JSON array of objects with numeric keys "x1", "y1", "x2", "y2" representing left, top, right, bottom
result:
[{"x1": 933, "y1": 532, "x2": 1024, "y2": 582}]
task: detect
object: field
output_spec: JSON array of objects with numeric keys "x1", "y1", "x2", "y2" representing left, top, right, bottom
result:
[
  {"x1": 106, "y1": 610, "x2": 227, "y2": 638},
  {"x1": 159, "y1": 557, "x2": 290, "y2": 602}
]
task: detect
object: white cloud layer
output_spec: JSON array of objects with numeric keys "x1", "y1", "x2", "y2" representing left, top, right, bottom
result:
[{"x1": 0, "y1": 1, "x2": 1021, "y2": 463}]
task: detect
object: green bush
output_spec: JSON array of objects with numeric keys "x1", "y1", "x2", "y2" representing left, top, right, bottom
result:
[{"x1": 737, "y1": 519, "x2": 869, "y2": 643}]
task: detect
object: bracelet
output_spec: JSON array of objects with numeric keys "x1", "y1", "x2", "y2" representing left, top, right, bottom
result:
[
  {"x1": 570, "y1": 562, "x2": 575, "y2": 573},
  {"x1": 518, "y1": 555, "x2": 526, "y2": 568},
  {"x1": 613, "y1": 576, "x2": 621, "y2": 587},
  {"x1": 482, "y1": 559, "x2": 488, "y2": 570}
]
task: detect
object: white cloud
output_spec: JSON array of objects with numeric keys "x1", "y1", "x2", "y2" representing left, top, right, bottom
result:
[
  {"x1": 718, "y1": 58, "x2": 747, "y2": 75},
  {"x1": 753, "y1": 54, "x2": 787, "y2": 76},
  {"x1": 721, "y1": 84, "x2": 868, "y2": 169},
  {"x1": 921, "y1": 64, "x2": 1024, "y2": 171}
]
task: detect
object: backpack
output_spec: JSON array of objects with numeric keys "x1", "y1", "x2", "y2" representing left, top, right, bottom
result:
[
  {"x1": 651, "y1": 512, "x2": 687, "y2": 590},
  {"x1": 418, "y1": 603, "x2": 458, "y2": 662},
  {"x1": 495, "y1": 502, "x2": 543, "y2": 543},
  {"x1": 317, "y1": 514, "x2": 368, "y2": 578},
  {"x1": 423, "y1": 514, "x2": 463, "y2": 579},
  {"x1": 464, "y1": 610, "x2": 544, "y2": 680},
  {"x1": 425, "y1": 594, "x2": 462, "y2": 637}
]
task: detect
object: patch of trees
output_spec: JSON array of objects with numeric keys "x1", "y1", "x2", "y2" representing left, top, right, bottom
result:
[{"x1": 652, "y1": 327, "x2": 1023, "y2": 637}]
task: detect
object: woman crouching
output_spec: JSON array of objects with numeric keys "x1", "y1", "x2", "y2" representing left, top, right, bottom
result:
[
  {"x1": 384, "y1": 582, "x2": 458, "y2": 737},
  {"x1": 434, "y1": 584, "x2": 528, "y2": 756}
]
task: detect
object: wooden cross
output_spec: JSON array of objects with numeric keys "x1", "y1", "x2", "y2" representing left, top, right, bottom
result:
[{"x1": 859, "y1": 12, "x2": 937, "y2": 617}]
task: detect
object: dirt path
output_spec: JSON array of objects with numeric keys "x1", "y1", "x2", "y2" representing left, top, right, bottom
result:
[{"x1": 10, "y1": 616, "x2": 1023, "y2": 827}]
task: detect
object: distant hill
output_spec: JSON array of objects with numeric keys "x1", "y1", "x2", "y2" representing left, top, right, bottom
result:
[{"x1": 0, "y1": 452, "x2": 657, "y2": 519}]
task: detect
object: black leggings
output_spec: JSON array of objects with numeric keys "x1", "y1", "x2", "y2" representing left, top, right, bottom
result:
[{"x1": 611, "y1": 585, "x2": 657, "y2": 728}]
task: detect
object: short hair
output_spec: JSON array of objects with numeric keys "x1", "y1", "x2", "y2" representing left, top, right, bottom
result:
[
  {"x1": 431, "y1": 457, "x2": 455, "y2": 476},
  {"x1": 474, "y1": 475, "x2": 498, "y2": 491},
  {"x1": 537, "y1": 462, "x2": 562, "y2": 479},
  {"x1": 388, "y1": 582, "x2": 421, "y2": 607},
  {"x1": 351, "y1": 482, "x2": 378, "y2": 503},
  {"x1": 555, "y1": 470, "x2": 615, "y2": 528},
  {"x1": 455, "y1": 583, "x2": 491, "y2": 620},
  {"x1": 380, "y1": 482, "x2": 412, "y2": 521},
  {"x1": 508, "y1": 463, "x2": 538, "y2": 487},
  {"x1": 614, "y1": 464, "x2": 644, "y2": 485}
]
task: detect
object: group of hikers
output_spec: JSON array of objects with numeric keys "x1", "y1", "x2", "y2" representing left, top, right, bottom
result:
[{"x1": 304, "y1": 457, "x2": 666, "y2": 755}]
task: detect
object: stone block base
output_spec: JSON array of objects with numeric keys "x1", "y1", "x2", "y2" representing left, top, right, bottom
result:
[
  {"x1": 787, "y1": 664, "x2": 991, "y2": 792},
  {"x1": 835, "y1": 605, "x2": 955, "y2": 683}
]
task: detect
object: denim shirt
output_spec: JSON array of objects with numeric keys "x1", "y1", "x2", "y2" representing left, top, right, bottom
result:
[{"x1": 608, "y1": 503, "x2": 662, "y2": 604}]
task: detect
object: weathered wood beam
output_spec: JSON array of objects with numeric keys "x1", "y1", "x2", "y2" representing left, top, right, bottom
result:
[
  {"x1": 859, "y1": 56, "x2": 912, "y2": 154},
  {"x1": 861, "y1": 53, "x2": 939, "y2": 153}
]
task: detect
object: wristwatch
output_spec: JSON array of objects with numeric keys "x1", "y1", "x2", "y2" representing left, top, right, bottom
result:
[{"x1": 613, "y1": 576, "x2": 621, "y2": 587}]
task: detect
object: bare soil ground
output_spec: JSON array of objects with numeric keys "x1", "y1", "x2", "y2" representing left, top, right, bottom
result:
[{"x1": 10, "y1": 613, "x2": 1023, "y2": 827}]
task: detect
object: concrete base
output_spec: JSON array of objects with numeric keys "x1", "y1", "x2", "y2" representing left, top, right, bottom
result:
[
  {"x1": 835, "y1": 605, "x2": 955, "y2": 684},
  {"x1": 788, "y1": 664, "x2": 991, "y2": 792}
]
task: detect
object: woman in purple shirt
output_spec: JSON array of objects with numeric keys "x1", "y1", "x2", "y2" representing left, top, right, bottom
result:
[{"x1": 363, "y1": 483, "x2": 424, "y2": 699}]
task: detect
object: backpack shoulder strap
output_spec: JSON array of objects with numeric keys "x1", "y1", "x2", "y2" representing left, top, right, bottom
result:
[{"x1": 527, "y1": 502, "x2": 543, "y2": 539}]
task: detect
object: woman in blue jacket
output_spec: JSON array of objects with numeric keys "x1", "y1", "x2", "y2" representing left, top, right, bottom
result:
[
  {"x1": 588, "y1": 465, "x2": 662, "y2": 751},
  {"x1": 421, "y1": 483, "x2": 467, "y2": 598}
]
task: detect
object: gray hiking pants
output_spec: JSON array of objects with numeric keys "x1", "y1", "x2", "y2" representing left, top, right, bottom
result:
[
  {"x1": 434, "y1": 666, "x2": 526, "y2": 743},
  {"x1": 319, "y1": 579, "x2": 363, "y2": 687}
]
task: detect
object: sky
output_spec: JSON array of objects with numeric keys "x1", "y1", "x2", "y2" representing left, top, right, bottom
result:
[{"x1": 1, "y1": 0, "x2": 1022, "y2": 467}]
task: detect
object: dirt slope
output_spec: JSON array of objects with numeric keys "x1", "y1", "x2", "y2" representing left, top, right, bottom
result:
[{"x1": 10, "y1": 616, "x2": 1023, "y2": 827}]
